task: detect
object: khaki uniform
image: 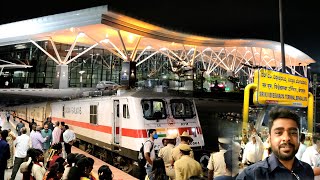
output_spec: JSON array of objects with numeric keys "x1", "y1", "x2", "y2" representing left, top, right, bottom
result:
[
  {"x1": 171, "y1": 143, "x2": 194, "y2": 162},
  {"x1": 158, "y1": 144, "x2": 175, "y2": 179},
  {"x1": 207, "y1": 149, "x2": 227, "y2": 178},
  {"x1": 174, "y1": 155, "x2": 203, "y2": 180}
]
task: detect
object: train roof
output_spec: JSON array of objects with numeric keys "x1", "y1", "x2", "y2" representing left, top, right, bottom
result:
[{"x1": 116, "y1": 89, "x2": 192, "y2": 98}]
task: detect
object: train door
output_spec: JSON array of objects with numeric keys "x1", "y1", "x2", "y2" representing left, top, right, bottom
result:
[{"x1": 113, "y1": 100, "x2": 120, "y2": 144}]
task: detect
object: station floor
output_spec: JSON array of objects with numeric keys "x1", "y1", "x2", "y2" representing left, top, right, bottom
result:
[{"x1": 0, "y1": 112, "x2": 137, "y2": 180}]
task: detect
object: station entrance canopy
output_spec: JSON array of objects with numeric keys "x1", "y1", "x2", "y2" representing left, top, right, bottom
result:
[{"x1": 0, "y1": 5, "x2": 315, "y2": 84}]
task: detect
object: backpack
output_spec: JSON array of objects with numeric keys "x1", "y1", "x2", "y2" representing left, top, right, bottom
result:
[{"x1": 138, "y1": 140, "x2": 154, "y2": 167}]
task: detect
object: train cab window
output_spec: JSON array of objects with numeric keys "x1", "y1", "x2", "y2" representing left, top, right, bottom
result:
[
  {"x1": 90, "y1": 105, "x2": 98, "y2": 124},
  {"x1": 170, "y1": 99, "x2": 195, "y2": 119},
  {"x1": 141, "y1": 99, "x2": 167, "y2": 120},
  {"x1": 123, "y1": 104, "x2": 130, "y2": 119}
]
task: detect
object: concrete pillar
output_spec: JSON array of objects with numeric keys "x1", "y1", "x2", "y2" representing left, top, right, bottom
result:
[{"x1": 53, "y1": 64, "x2": 68, "y2": 89}]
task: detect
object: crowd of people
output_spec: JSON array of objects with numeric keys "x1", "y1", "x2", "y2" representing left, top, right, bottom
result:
[
  {"x1": 2, "y1": 106, "x2": 320, "y2": 180},
  {"x1": 139, "y1": 129, "x2": 203, "y2": 180},
  {"x1": 0, "y1": 116, "x2": 114, "y2": 180}
]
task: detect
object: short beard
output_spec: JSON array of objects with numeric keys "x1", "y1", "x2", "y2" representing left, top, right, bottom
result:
[{"x1": 272, "y1": 143, "x2": 298, "y2": 161}]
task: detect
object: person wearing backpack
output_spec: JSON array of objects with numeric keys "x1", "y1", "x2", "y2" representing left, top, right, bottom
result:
[{"x1": 143, "y1": 129, "x2": 158, "y2": 179}]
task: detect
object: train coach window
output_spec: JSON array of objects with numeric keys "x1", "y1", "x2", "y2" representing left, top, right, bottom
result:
[
  {"x1": 62, "y1": 105, "x2": 65, "y2": 118},
  {"x1": 123, "y1": 104, "x2": 130, "y2": 119},
  {"x1": 90, "y1": 105, "x2": 98, "y2": 124},
  {"x1": 170, "y1": 99, "x2": 195, "y2": 119},
  {"x1": 141, "y1": 99, "x2": 167, "y2": 120}
]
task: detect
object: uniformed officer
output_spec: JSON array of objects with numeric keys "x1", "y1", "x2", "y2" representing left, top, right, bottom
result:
[
  {"x1": 207, "y1": 137, "x2": 231, "y2": 179},
  {"x1": 171, "y1": 131, "x2": 194, "y2": 165},
  {"x1": 158, "y1": 134, "x2": 177, "y2": 180},
  {"x1": 174, "y1": 144, "x2": 203, "y2": 180}
]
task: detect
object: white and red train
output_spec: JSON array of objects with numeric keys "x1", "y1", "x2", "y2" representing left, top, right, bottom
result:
[{"x1": 9, "y1": 89, "x2": 205, "y2": 176}]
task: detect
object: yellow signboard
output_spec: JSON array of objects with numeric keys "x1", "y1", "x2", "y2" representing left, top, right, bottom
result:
[{"x1": 254, "y1": 69, "x2": 309, "y2": 107}]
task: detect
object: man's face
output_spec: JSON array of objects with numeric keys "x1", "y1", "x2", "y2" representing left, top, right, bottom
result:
[
  {"x1": 252, "y1": 136, "x2": 256, "y2": 143},
  {"x1": 44, "y1": 125, "x2": 48, "y2": 132},
  {"x1": 151, "y1": 131, "x2": 158, "y2": 139},
  {"x1": 38, "y1": 153, "x2": 44, "y2": 162},
  {"x1": 269, "y1": 118, "x2": 299, "y2": 161}
]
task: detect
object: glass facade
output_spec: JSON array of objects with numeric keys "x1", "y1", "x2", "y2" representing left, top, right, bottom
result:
[{"x1": 0, "y1": 41, "x2": 124, "y2": 88}]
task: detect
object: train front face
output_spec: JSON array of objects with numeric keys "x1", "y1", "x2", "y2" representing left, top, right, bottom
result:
[{"x1": 141, "y1": 97, "x2": 204, "y2": 151}]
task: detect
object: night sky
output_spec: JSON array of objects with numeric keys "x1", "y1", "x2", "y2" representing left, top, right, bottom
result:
[{"x1": 0, "y1": 0, "x2": 319, "y2": 70}]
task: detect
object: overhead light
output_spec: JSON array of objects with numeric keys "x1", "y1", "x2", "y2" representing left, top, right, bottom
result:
[
  {"x1": 79, "y1": 70, "x2": 85, "y2": 74},
  {"x1": 14, "y1": 44, "x2": 27, "y2": 49},
  {"x1": 128, "y1": 34, "x2": 135, "y2": 43}
]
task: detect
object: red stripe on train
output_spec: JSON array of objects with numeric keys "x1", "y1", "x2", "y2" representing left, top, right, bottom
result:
[
  {"x1": 52, "y1": 117, "x2": 201, "y2": 138},
  {"x1": 52, "y1": 117, "x2": 148, "y2": 138}
]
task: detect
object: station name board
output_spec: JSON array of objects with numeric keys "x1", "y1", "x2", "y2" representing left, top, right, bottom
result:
[{"x1": 254, "y1": 69, "x2": 309, "y2": 107}]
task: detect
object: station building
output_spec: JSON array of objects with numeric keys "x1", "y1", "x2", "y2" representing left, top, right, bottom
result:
[{"x1": 0, "y1": 5, "x2": 315, "y2": 91}]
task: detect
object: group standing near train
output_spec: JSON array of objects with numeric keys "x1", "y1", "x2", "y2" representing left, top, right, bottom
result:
[{"x1": 3, "y1": 89, "x2": 207, "y2": 179}]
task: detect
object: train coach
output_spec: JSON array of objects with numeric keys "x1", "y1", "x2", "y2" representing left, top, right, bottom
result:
[{"x1": 9, "y1": 88, "x2": 206, "y2": 177}]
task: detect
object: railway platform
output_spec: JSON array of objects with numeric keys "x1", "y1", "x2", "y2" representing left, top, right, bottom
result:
[{"x1": 0, "y1": 112, "x2": 137, "y2": 180}]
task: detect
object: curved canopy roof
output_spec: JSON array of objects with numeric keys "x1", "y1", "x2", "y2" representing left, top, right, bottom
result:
[{"x1": 0, "y1": 5, "x2": 315, "y2": 69}]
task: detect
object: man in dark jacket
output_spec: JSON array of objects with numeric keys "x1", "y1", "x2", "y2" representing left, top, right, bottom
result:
[
  {"x1": 29, "y1": 118, "x2": 37, "y2": 132},
  {"x1": 44, "y1": 117, "x2": 54, "y2": 131},
  {"x1": 16, "y1": 120, "x2": 25, "y2": 136},
  {"x1": 236, "y1": 107, "x2": 314, "y2": 180},
  {"x1": 0, "y1": 130, "x2": 10, "y2": 180}
]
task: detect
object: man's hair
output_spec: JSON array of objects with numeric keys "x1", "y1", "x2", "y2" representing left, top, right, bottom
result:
[
  {"x1": 148, "y1": 129, "x2": 156, "y2": 137},
  {"x1": 64, "y1": 125, "x2": 69, "y2": 130},
  {"x1": 1, "y1": 129, "x2": 8, "y2": 139},
  {"x1": 51, "y1": 142, "x2": 62, "y2": 151},
  {"x1": 66, "y1": 153, "x2": 77, "y2": 166},
  {"x1": 268, "y1": 107, "x2": 300, "y2": 133},
  {"x1": 21, "y1": 127, "x2": 27, "y2": 134}
]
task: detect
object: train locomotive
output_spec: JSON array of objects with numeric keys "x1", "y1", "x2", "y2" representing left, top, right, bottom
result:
[{"x1": 10, "y1": 89, "x2": 205, "y2": 177}]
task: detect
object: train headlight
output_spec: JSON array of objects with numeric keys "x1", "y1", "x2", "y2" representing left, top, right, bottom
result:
[
  {"x1": 191, "y1": 127, "x2": 197, "y2": 137},
  {"x1": 167, "y1": 129, "x2": 178, "y2": 137}
]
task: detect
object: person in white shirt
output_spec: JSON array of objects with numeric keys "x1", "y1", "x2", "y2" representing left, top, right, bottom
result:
[
  {"x1": 10, "y1": 127, "x2": 31, "y2": 180},
  {"x1": 52, "y1": 121, "x2": 62, "y2": 144},
  {"x1": 29, "y1": 124, "x2": 36, "y2": 139},
  {"x1": 241, "y1": 134, "x2": 264, "y2": 166},
  {"x1": 301, "y1": 133, "x2": 320, "y2": 180},
  {"x1": 144, "y1": 129, "x2": 157, "y2": 177},
  {"x1": 296, "y1": 133, "x2": 307, "y2": 160},
  {"x1": 262, "y1": 137, "x2": 271, "y2": 160},
  {"x1": 30, "y1": 148, "x2": 46, "y2": 180},
  {"x1": 63, "y1": 125, "x2": 76, "y2": 155}
]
